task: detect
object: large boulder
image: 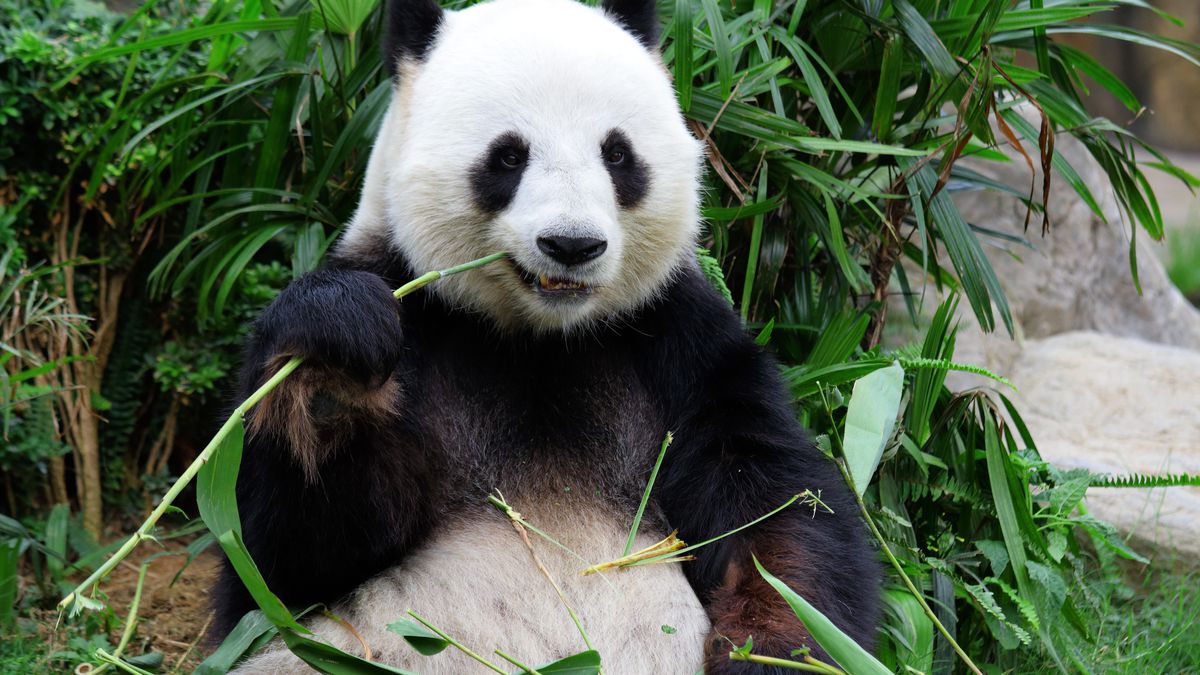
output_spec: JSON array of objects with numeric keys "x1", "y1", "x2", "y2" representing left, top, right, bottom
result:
[
  {"x1": 1004, "y1": 331, "x2": 1200, "y2": 558},
  {"x1": 937, "y1": 132, "x2": 1200, "y2": 389},
  {"x1": 897, "y1": 125, "x2": 1200, "y2": 558}
]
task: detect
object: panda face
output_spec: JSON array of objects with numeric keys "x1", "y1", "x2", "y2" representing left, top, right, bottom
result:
[{"x1": 351, "y1": 0, "x2": 704, "y2": 332}]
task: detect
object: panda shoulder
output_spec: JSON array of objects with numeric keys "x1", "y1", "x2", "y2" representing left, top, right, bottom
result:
[
  {"x1": 651, "y1": 259, "x2": 747, "y2": 343},
  {"x1": 326, "y1": 237, "x2": 415, "y2": 288}
]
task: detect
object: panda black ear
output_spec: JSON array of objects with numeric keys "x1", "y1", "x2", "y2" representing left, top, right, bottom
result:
[
  {"x1": 602, "y1": 0, "x2": 660, "y2": 50},
  {"x1": 382, "y1": 0, "x2": 445, "y2": 76}
]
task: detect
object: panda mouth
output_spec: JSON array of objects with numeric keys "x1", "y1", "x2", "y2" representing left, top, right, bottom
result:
[{"x1": 512, "y1": 263, "x2": 593, "y2": 298}]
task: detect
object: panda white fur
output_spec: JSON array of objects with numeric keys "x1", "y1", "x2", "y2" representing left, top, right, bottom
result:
[{"x1": 212, "y1": 0, "x2": 880, "y2": 672}]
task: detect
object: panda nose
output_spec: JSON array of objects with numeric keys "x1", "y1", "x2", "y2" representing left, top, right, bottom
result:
[{"x1": 536, "y1": 235, "x2": 607, "y2": 266}]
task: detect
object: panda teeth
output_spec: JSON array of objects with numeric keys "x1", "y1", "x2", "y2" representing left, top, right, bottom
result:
[{"x1": 537, "y1": 274, "x2": 587, "y2": 291}]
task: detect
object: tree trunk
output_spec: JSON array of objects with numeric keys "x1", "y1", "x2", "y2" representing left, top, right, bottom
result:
[{"x1": 49, "y1": 455, "x2": 69, "y2": 506}]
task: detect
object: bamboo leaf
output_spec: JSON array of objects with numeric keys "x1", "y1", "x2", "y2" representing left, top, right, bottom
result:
[
  {"x1": 883, "y1": 588, "x2": 934, "y2": 674},
  {"x1": 843, "y1": 362, "x2": 904, "y2": 497},
  {"x1": 523, "y1": 650, "x2": 601, "y2": 675},
  {"x1": 386, "y1": 618, "x2": 450, "y2": 656},
  {"x1": 894, "y1": 0, "x2": 958, "y2": 78},
  {"x1": 312, "y1": 0, "x2": 380, "y2": 36},
  {"x1": 699, "y1": 0, "x2": 733, "y2": 98},
  {"x1": 672, "y1": 0, "x2": 694, "y2": 110},
  {"x1": 0, "y1": 540, "x2": 17, "y2": 631},
  {"x1": 280, "y1": 630, "x2": 419, "y2": 674},
  {"x1": 197, "y1": 416, "x2": 245, "y2": 539},
  {"x1": 754, "y1": 557, "x2": 892, "y2": 675},
  {"x1": 57, "y1": 18, "x2": 301, "y2": 83},
  {"x1": 195, "y1": 610, "x2": 278, "y2": 675}
]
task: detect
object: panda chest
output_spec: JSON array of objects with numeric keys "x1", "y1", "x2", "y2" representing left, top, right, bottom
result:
[{"x1": 415, "y1": 355, "x2": 662, "y2": 498}]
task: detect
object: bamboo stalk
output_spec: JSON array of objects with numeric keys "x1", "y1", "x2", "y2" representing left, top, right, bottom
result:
[
  {"x1": 406, "y1": 610, "x2": 507, "y2": 674},
  {"x1": 728, "y1": 651, "x2": 845, "y2": 673},
  {"x1": 836, "y1": 458, "x2": 983, "y2": 675},
  {"x1": 58, "y1": 252, "x2": 507, "y2": 615}
]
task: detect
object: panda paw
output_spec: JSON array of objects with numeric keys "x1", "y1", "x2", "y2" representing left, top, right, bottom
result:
[{"x1": 253, "y1": 268, "x2": 405, "y2": 388}]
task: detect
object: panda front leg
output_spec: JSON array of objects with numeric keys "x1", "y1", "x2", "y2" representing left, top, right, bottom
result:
[
  {"x1": 663, "y1": 440, "x2": 880, "y2": 673},
  {"x1": 211, "y1": 267, "x2": 436, "y2": 638},
  {"x1": 656, "y1": 354, "x2": 881, "y2": 673}
]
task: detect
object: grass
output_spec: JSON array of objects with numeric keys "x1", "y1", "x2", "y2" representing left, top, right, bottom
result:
[
  {"x1": 1166, "y1": 226, "x2": 1200, "y2": 305},
  {"x1": 1016, "y1": 559, "x2": 1200, "y2": 674},
  {"x1": 0, "y1": 630, "x2": 45, "y2": 672}
]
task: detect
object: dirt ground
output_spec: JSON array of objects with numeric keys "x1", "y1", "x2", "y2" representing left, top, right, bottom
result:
[
  {"x1": 105, "y1": 542, "x2": 220, "y2": 672},
  {"x1": 43, "y1": 537, "x2": 222, "y2": 673}
]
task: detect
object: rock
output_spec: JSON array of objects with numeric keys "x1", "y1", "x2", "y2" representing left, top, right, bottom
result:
[
  {"x1": 912, "y1": 125, "x2": 1200, "y2": 390},
  {"x1": 1005, "y1": 332, "x2": 1200, "y2": 558},
  {"x1": 892, "y1": 115, "x2": 1200, "y2": 558}
]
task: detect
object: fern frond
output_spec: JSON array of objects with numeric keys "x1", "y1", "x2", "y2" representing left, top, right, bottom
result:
[
  {"x1": 696, "y1": 247, "x2": 733, "y2": 307},
  {"x1": 1089, "y1": 472, "x2": 1200, "y2": 488},
  {"x1": 897, "y1": 356, "x2": 1015, "y2": 389}
]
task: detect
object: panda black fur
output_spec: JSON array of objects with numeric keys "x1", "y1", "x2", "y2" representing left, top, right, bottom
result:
[{"x1": 212, "y1": 0, "x2": 881, "y2": 671}]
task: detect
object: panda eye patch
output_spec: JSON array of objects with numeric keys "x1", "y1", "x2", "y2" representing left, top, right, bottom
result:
[
  {"x1": 601, "y1": 129, "x2": 648, "y2": 209},
  {"x1": 471, "y1": 132, "x2": 530, "y2": 213}
]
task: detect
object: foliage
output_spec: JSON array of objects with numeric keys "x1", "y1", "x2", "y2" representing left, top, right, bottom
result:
[
  {"x1": 0, "y1": 247, "x2": 85, "y2": 512},
  {"x1": 1165, "y1": 225, "x2": 1200, "y2": 304},
  {"x1": 3, "y1": 0, "x2": 1199, "y2": 672},
  {"x1": 1, "y1": 0, "x2": 208, "y2": 531}
]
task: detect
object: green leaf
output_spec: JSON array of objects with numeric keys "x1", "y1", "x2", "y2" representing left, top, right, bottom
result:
[
  {"x1": 753, "y1": 557, "x2": 892, "y2": 675},
  {"x1": 386, "y1": 618, "x2": 450, "y2": 656},
  {"x1": 44, "y1": 503, "x2": 69, "y2": 583},
  {"x1": 900, "y1": 156, "x2": 1013, "y2": 335},
  {"x1": 975, "y1": 539, "x2": 1009, "y2": 577},
  {"x1": 249, "y1": 12, "x2": 312, "y2": 229},
  {"x1": 1071, "y1": 515, "x2": 1149, "y2": 564},
  {"x1": 57, "y1": 18, "x2": 301, "y2": 84},
  {"x1": 773, "y1": 34, "x2": 841, "y2": 138},
  {"x1": 1048, "y1": 470, "x2": 1091, "y2": 517},
  {"x1": 699, "y1": 0, "x2": 733, "y2": 97},
  {"x1": 522, "y1": 650, "x2": 601, "y2": 675},
  {"x1": 983, "y1": 415, "x2": 1063, "y2": 665},
  {"x1": 197, "y1": 417, "x2": 245, "y2": 539},
  {"x1": 312, "y1": 0, "x2": 380, "y2": 36},
  {"x1": 805, "y1": 311, "x2": 869, "y2": 370},
  {"x1": 280, "y1": 630, "x2": 419, "y2": 674},
  {"x1": 1089, "y1": 472, "x2": 1200, "y2": 488},
  {"x1": 783, "y1": 359, "x2": 894, "y2": 400},
  {"x1": 672, "y1": 0, "x2": 694, "y2": 110},
  {"x1": 195, "y1": 610, "x2": 278, "y2": 675},
  {"x1": 696, "y1": 247, "x2": 733, "y2": 307},
  {"x1": 754, "y1": 318, "x2": 775, "y2": 346},
  {"x1": 882, "y1": 588, "x2": 933, "y2": 674},
  {"x1": 740, "y1": 166, "x2": 769, "y2": 320},
  {"x1": 893, "y1": 0, "x2": 958, "y2": 78},
  {"x1": 217, "y1": 530, "x2": 303, "y2": 631},
  {"x1": 873, "y1": 35, "x2": 904, "y2": 140},
  {"x1": 0, "y1": 540, "x2": 18, "y2": 631},
  {"x1": 843, "y1": 362, "x2": 904, "y2": 497},
  {"x1": 906, "y1": 296, "x2": 957, "y2": 446}
]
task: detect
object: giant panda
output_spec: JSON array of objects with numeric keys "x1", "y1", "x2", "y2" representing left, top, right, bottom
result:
[{"x1": 212, "y1": 0, "x2": 881, "y2": 671}]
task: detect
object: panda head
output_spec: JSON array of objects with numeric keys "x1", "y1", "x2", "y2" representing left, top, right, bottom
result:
[{"x1": 341, "y1": 0, "x2": 705, "y2": 333}]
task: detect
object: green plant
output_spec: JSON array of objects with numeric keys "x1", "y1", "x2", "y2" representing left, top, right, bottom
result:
[
  {"x1": 1165, "y1": 226, "x2": 1200, "y2": 304},
  {"x1": 0, "y1": 248, "x2": 88, "y2": 516},
  {"x1": 0, "y1": 0, "x2": 213, "y2": 534}
]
